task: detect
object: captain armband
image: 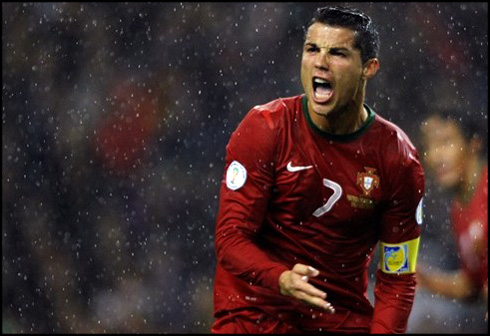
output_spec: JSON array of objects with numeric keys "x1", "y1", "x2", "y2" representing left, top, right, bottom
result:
[{"x1": 380, "y1": 237, "x2": 420, "y2": 274}]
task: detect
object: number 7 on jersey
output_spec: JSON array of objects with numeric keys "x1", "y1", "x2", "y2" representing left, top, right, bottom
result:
[{"x1": 313, "y1": 178, "x2": 343, "y2": 217}]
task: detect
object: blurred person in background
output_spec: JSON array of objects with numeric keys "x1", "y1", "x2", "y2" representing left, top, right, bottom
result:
[
  {"x1": 3, "y1": 2, "x2": 487, "y2": 334},
  {"x1": 417, "y1": 110, "x2": 488, "y2": 324},
  {"x1": 213, "y1": 5, "x2": 425, "y2": 333}
]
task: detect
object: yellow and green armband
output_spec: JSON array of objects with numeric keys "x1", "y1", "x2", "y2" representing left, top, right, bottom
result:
[{"x1": 380, "y1": 237, "x2": 420, "y2": 274}]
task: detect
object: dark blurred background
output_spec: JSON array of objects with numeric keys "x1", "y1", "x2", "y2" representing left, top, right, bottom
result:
[{"x1": 2, "y1": 2, "x2": 487, "y2": 333}]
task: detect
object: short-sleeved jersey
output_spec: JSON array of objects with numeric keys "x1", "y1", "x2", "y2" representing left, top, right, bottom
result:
[
  {"x1": 214, "y1": 95, "x2": 425, "y2": 332},
  {"x1": 451, "y1": 165, "x2": 488, "y2": 290}
]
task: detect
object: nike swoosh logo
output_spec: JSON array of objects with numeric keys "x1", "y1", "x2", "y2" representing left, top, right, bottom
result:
[{"x1": 287, "y1": 161, "x2": 313, "y2": 172}]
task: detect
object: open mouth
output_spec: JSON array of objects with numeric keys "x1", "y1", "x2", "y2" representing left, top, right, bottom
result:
[{"x1": 312, "y1": 77, "x2": 333, "y2": 103}]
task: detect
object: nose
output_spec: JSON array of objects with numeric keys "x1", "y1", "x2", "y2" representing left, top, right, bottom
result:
[
  {"x1": 314, "y1": 48, "x2": 330, "y2": 71},
  {"x1": 426, "y1": 146, "x2": 444, "y2": 169}
]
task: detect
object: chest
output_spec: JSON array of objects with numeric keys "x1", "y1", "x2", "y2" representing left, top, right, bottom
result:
[{"x1": 272, "y1": 141, "x2": 387, "y2": 228}]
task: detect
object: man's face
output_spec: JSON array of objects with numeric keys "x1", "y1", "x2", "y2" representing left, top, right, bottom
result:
[
  {"x1": 301, "y1": 23, "x2": 365, "y2": 117},
  {"x1": 421, "y1": 116, "x2": 469, "y2": 190}
]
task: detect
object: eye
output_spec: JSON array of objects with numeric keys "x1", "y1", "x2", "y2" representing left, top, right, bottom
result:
[
  {"x1": 305, "y1": 45, "x2": 319, "y2": 53},
  {"x1": 330, "y1": 50, "x2": 346, "y2": 57}
]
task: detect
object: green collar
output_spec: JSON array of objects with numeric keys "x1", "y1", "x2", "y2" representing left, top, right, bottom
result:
[{"x1": 301, "y1": 95, "x2": 376, "y2": 142}]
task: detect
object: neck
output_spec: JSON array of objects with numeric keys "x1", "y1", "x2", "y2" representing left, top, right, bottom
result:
[
  {"x1": 309, "y1": 81, "x2": 368, "y2": 134},
  {"x1": 309, "y1": 99, "x2": 368, "y2": 135}
]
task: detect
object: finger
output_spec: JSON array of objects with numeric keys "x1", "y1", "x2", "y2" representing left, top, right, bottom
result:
[
  {"x1": 324, "y1": 302, "x2": 336, "y2": 314},
  {"x1": 296, "y1": 291, "x2": 336, "y2": 314},
  {"x1": 291, "y1": 274, "x2": 327, "y2": 299},
  {"x1": 292, "y1": 263, "x2": 310, "y2": 275},
  {"x1": 306, "y1": 266, "x2": 320, "y2": 277},
  {"x1": 297, "y1": 280, "x2": 327, "y2": 299},
  {"x1": 292, "y1": 264, "x2": 320, "y2": 277}
]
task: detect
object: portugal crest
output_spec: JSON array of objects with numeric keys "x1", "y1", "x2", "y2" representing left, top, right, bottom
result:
[{"x1": 357, "y1": 167, "x2": 379, "y2": 196}]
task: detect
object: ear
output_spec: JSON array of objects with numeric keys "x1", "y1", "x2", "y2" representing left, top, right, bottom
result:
[
  {"x1": 361, "y1": 58, "x2": 380, "y2": 80},
  {"x1": 469, "y1": 136, "x2": 483, "y2": 155}
]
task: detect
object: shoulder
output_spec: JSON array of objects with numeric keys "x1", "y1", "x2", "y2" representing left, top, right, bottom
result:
[
  {"x1": 371, "y1": 114, "x2": 425, "y2": 197},
  {"x1": 373, "y1": 114, "x2": 420, "y2": 167},
  {"x1": 227, "y1": 95, "x2": 301, "y2": 157},
  {"x1": 243, "y1": 95, "x2": 301, "y2": 129}
]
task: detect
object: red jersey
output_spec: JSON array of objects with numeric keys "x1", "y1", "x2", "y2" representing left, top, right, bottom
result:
[
  {"x1": 451, "y1": 165, "x2": 488, "y2": 290},
  {"x1": 214, "y1": 95, "x2": 425, "y2": 333}
]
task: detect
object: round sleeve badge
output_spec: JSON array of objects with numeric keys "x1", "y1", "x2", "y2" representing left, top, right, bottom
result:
[
  {"x1": 226, "y1": 160, "x2": 247, "y2": 190},
  {"x1": 415, "y1": 197, "x2": 423, "y2": 225}
]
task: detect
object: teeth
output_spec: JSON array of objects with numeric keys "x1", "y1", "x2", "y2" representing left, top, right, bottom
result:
[{"x1": 314, "y1": 78, "x2": 329, "y2": 84}]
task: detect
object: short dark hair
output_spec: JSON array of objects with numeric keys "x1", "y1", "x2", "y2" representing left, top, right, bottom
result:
[
  {"x1": 426, "y1": 109, "x2": 488, "y2": 145},
  {"x1": 307, "y1": 6, "x2": 380, "y2": 63}
]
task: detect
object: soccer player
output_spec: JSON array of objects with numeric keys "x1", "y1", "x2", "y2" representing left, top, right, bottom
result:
[
  {"x1": 213, "y1": 6, "x2": 425, "y2": 333},
  {"x1": 417, "y1": 111, "x2": 488, "y2": 321}
]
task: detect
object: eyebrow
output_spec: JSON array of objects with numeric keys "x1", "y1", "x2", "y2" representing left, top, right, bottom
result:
[{"x1": 304, "y1": 42, "x2": 351, "y2": 53}]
